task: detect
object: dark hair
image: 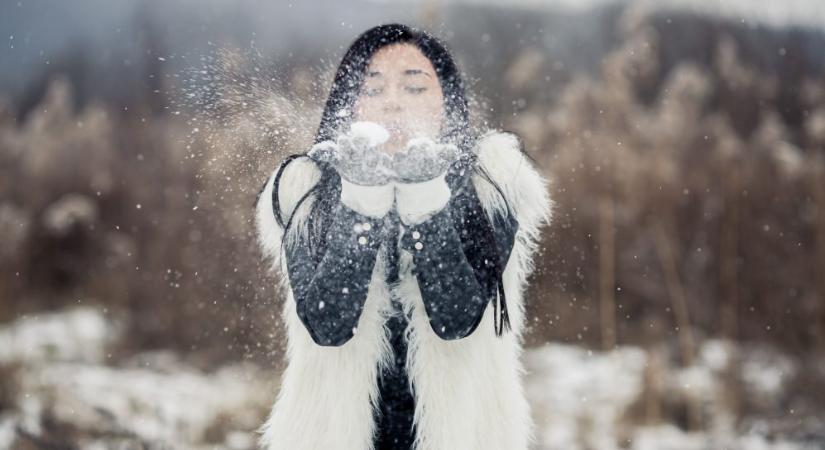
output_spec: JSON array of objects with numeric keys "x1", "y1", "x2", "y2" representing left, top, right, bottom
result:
[{"x1": 267, "y1": 23, "x2": 515, "y2": 336}]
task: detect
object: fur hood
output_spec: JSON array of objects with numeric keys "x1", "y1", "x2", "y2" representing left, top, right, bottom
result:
[{"x1": 254, "y1": 130, "x2": 553, "y2": 450}]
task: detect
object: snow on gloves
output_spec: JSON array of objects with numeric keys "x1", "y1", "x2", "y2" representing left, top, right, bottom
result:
[{"x1": 307, "y1": 121, "x2": 460, "y2": 222}]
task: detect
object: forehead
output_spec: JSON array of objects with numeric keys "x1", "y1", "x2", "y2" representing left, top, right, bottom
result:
[{"x1": 366, "y1": 43, "x2": 435, "y2": 72}]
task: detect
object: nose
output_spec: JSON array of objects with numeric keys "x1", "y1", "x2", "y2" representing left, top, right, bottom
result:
[
  {"x1": 382, "y1": 86, "x2": 402, "y2": 113},
  {"x1": 383, "y1": 99, "x2": 401, "y2": 114}
]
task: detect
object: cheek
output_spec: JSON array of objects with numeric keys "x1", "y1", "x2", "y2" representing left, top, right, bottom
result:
[
  {"x1": 423, "y1": 87, "x2": 445, "y2": 119},
  {"x1": 406, "y1": 94, "x2": 444, "y2": 130},
  {"x1": 353, "y1": 97, "x2": 380, "y2": 121}
]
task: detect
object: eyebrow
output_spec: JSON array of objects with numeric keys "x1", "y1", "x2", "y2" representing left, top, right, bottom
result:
[
  {"x1": 365, "y1": 69, "x2": 432, "y2": 78},
  {"x1": 403, "y1": 69, "x2": 432, "y2": 78}
]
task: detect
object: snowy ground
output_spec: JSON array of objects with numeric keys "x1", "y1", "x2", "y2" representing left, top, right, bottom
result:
[
  {"x1": 0, "y1": 308, "x2": 273, "y2": 450},
  {"x1": 0, "y1": 308, "x2": 823, "y2": 449},
  {"x1": 524, "y1": 342, "x2": 824, "y2": 449}
]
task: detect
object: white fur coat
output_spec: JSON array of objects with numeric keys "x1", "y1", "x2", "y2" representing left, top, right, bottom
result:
[{"x1": 254, "y1": 130, "x2": 553, "y2": 450}]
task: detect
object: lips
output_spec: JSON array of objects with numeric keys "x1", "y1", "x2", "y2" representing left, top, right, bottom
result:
[{"x1": 382, "y1": 120, "x2": 430, "y2": 141}]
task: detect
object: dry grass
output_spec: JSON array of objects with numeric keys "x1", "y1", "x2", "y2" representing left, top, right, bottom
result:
[{"x1": 0, "y1": 11, "x2": 824, "y2": 370}]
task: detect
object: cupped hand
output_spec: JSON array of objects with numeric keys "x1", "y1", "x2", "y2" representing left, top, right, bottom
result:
[
  {"x1": 307, "y1": 121, "x2": 396, "y2": 186},
  {"x1": 391, "y1": 137, "x2": 460, "y2": 183}
]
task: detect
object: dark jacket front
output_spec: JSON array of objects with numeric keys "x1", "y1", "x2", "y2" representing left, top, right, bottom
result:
[{"x1": 278, "y1": 164, "x2": 518, "y2": 448}]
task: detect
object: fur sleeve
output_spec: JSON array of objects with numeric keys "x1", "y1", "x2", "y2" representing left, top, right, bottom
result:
[{"x1": 254, "y1": 156, "x2": 323, "y2": 273}]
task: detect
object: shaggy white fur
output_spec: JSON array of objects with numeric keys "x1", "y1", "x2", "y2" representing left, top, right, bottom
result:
[{"x1": 255, "y1": 130, "x2": 553, "y2": 450}]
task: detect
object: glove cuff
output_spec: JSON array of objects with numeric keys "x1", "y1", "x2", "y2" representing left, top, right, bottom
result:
[
  {"x1": 395, "y1": 173, "x2": 451, "y2": 225},
  {"x1": 340, "y1": 178, "x2": 395, "y2": 218}
]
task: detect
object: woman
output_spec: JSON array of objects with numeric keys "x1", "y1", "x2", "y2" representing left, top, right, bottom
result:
[{"x1": 254, "y1": 23, "x2": 552, "y2": 450}]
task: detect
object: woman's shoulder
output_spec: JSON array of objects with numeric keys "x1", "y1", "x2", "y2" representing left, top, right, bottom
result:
[
  {"x1": 471, "y1": 129, "x2": 554, "y2": 233},
  {"x1": 472, "y1": 129, "x2": 534, "y2": 174},
  {"x1": 472, "y1": 129, "x2": 535, "y2": 184},
  {"x1": 256, "y1": 153, "x2": 323, "y2": 229},
  {"x1": 277, "y1": 153, "x2": 323, "y2": 182},
  {"x1": 474, "y1": 129, "x2": 523, "y2": 153}
]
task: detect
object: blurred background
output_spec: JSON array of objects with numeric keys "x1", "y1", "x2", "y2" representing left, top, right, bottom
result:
[{"x1": 1, "y1": 0, "x2": 824, "y2": 448}]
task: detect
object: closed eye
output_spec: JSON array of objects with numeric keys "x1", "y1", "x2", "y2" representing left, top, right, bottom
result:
[
  {"x1": 364, "y1": 87, "x2": 383, "y2": 96},
  {"x1": 405, "y1": 86, "x2": 427, "y2": 94}
]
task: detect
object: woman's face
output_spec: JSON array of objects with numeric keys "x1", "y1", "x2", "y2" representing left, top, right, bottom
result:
[{"x1": 353, "y1": 43, "x2": 445, "y2": 154}]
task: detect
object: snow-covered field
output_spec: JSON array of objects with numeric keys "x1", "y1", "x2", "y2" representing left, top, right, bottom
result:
[
  {"x1": 525, "y1": 342, "x2": 823, "y2": 449},
  {"x1": 0, "y1": 308, "x2": 273, "y2": 450},
  {"x1": 0, "y1": 308, "x2": 822, "y2": 449}
]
